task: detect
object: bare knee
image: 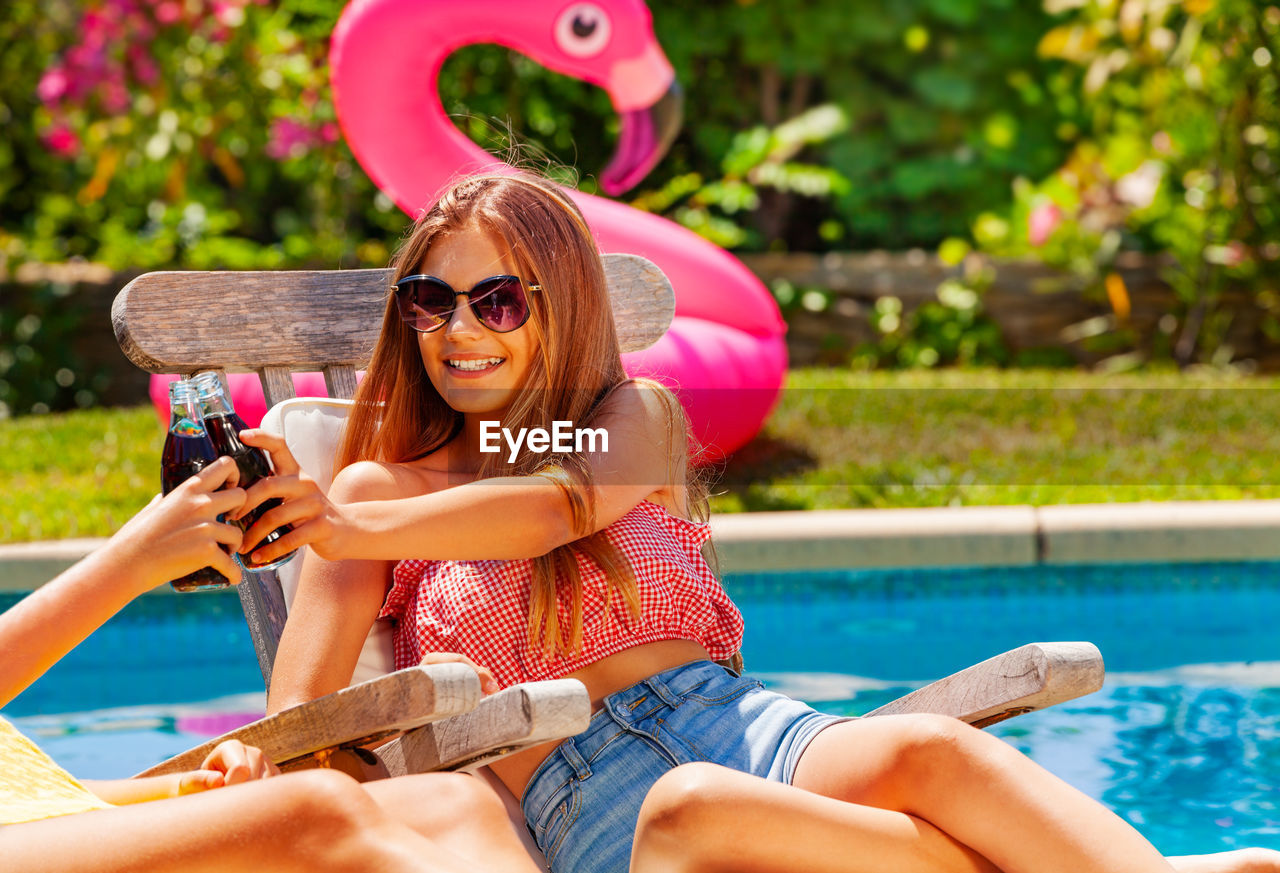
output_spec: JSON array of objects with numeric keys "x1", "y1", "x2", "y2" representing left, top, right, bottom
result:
[
  {"x1": 275, "y1": 768, "x2": 381, "y2": 824},
  {"x1": 270, "y1": 770, "x2": 411, "y2": 871},
  {"x1": 633, "y1": 764, "x2": 746, "y2": 873},
  {"x1": 871, "y1": 714, "x2": 993, "y2": 800},
  {"x1": 382, "y1": 771, "x2": 512, "y2": 835}
]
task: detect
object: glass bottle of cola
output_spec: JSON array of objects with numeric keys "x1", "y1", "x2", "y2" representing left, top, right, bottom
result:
[
  {"x1": 192, "y1": 372, "x2": 296, "y2": 571},
  {"x1": 160, "y1": 379, "x2": 232, "y2": 592}
]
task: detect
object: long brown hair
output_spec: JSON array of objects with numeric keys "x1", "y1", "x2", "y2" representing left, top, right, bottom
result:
[{"x1": 339, "y1": 171, "x2": 695, "y2": 659}]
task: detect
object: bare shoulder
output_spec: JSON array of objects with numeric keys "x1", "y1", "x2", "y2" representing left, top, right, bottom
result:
[
  {"x1": 590, "y1": 380, "x2": 689, "y2": 511},
  {"x1": 330, "y1": 459, "x2": 438, "y2": 502},
  {"x1": 595, "y1": 379, "x2": 683, "y2": 437}
]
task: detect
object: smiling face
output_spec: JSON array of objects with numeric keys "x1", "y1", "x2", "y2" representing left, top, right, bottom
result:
[{"x1": 415, "y1": 223, "x2": 540, "y2": 422}]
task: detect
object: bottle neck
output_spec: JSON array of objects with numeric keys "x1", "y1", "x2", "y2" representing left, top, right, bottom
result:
[
  {"x1": 200, "y1": 393, "x2": 233, "y2": 419},
  {"x1": 169, "y1": 386, "x2": 206, "y2": 435},
  {"x1": 193, "y1": 373, "x2": 237, "y2": 416}
]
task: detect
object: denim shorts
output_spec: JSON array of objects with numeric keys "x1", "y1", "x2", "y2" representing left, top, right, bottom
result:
[{"x1": 520, "y1": 660, "x2": 845, "y2": 873}]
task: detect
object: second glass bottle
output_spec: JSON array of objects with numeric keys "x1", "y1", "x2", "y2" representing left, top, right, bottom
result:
[{"x1": 193, "y1": 372, "x2": 296, "y2": 571}]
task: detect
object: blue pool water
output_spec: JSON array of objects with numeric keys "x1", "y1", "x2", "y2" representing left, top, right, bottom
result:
[{"x1": 4, "y1": 560, "x2": 1280, "y2": 854}]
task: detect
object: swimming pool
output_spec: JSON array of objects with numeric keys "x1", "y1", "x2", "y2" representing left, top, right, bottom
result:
[{"x1": 5, "y1": 560, "x2": 1279, "y2": 854}]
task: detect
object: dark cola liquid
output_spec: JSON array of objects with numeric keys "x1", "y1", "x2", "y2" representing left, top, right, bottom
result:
[
  {"x1": 161, "y1": 430, "x2": 232, "y2": 591},
  {"x1": 203, "y1": 412, "x2": 295, "y2": 569}
]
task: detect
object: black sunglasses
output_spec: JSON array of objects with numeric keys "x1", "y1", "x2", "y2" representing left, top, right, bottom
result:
[{"x1": 392, "y1": 274, "x2": 542, "y2": 333}]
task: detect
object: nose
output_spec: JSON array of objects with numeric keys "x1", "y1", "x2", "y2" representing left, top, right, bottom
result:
[{"x1": 442, "y1": 293, "x2": 484, "y2": 339}]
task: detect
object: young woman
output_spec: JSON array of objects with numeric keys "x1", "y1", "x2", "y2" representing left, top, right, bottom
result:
[
  {"x1": 249, "y1": 171, "x2": 1280, "y2": 873},
  {"x1": 0, "y1": 458, "x2": 541, "y2": 873}
]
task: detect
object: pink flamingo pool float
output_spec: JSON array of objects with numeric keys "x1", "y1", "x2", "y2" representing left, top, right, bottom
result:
[{"x1": 153, "y1": 0, "x2": 786, "y2": 458}]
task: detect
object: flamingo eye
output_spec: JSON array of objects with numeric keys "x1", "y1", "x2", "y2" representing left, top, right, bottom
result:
[{"x1": 554, "y1": 3, "x2": 611, "y2": 58}]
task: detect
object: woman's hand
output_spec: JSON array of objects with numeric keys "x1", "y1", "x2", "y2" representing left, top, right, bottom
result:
[
  {"x1": 420, "y1": 652, "x2": 501, "y2": 695},
  {"x1": 177, "y1": 739, "x2": 280, "y2": 795},
  {"x1": 234, "y1": 430, "x2": 357, "y2": 565},
  {"x1": 110, "y1": 457, "x2": 246, "y2": 593}
]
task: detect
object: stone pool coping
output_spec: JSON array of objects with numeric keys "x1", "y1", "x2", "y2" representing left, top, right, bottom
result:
[{"x1": 4, "y1": 500, "x2": 1280, "y2": 591}]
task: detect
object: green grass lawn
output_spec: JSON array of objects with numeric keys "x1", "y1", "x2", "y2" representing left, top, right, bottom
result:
[
  {"x1": 0, "y1": 404, "x2": 164, "y2": 542},
  {"x1": 3, "y1": 368, "x2": 1280, "y2": 543},
  {"x1": 714, "y1": 368, "x2": 1280, "y2": 512}
]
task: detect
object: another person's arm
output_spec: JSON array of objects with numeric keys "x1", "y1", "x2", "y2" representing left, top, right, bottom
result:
[
  {"x1": 0, "y1": 459, "x2": 245, "y2": 709},
  {"x1": 81, "y1": 739, "x2": 279, "y2": 804}
]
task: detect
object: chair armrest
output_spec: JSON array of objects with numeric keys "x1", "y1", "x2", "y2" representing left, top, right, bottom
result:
[
  {"x1": 134, "y1": 664, "x2": 480, "y2": 777},
  {"x1": 864, "y1": 642, "x2": 1105, "y2": 729},
  {"x1": 377, "y1": 679, "x2": 592, "y2": 775}
]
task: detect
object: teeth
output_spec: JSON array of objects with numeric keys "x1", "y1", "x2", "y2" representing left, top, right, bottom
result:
[{"x1": 448, "y1": 357, "x2": 503, "y2": 371}]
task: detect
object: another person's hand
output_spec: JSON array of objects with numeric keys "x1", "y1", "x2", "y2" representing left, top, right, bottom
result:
[
  {"x1": 177, "y1": 739, "x2": 280, "y2": 795},
  {"x1": 110, "y1": 458, "x2": 245, "y2": 594},
  {"x1": 419, "y1": 652, "x2": 501, "y2": 695},
  {"x1": 234, "y1": 430, "x2": 355, "y2": 565}
]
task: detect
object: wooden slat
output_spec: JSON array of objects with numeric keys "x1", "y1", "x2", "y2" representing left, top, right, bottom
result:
[
  {"x1": 238, "y1": 569, "x2": 288, "y2": 686},
  {"x1": 261, "y1": 366, "x2": 298, "y2": 408},
  {"x1": 323, "y1": 364, "x2": 359, "y2": 400},
  {"x1": 864, "y1": 642, "x2": 1105, "y2": 728},
  {"x1": 135, "y1": 664, "x2": 480, "y2": 777},
  {"x1": 377, "y1": 679, "x2": 591, "y2": 775},
  {"x1": 601, "y1": 253, "x2": 675, "y2": 353},
  {"x1": 112, "y1": 269, "x2": 388, "y2": 374},
  {"x1": 111, "y1": 256, "x2": 674, "y2": 380}
]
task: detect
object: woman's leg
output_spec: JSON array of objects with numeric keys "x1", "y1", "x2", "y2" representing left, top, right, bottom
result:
[
  {"x1": 631, "y1": 763, "x2": 1000, "y2": 873},
  {"x1": 363, "y1": 771, "x2": 544, "y2": 873},
  {"x1": 791, "y1": 714, "x2": 1280, "y2": 873},
  {"x1": 0, "y1": 769, "x2": 465, "y2": 873}
]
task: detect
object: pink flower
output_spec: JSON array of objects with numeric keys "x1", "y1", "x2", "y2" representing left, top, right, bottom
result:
[
  {"x1": 101, "y1": 77, "x2": 131, "y2": 113},
  {"x1": 128, "y1": 46, "x2": 160, "y2": 86},
  {"x1": 153, "y1": 1, "x2": 182, "y2": 24},
  {"x1": 266, "y1": 118, "x2": 316, "y2": 160},
  {"x1": 1027, "y1": 201, "x2": 1063, "y2": 247},
  {"x1": 37, "y1": 67, "x2": 70, "y2": 104},
  {"x1": 43, "y1": 124, "x2": 81, "y2": 157},
  {"x1": 213, "y1": 1, "x2": 244, "y2": 26},
  {"x1": 320, "y1": 122, "x2": 340, "y2": 143}
]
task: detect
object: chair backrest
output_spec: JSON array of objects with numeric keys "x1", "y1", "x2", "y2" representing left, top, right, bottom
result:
[
  {"x1": 112, "y1": 258, "x2": 675, "y2": 684},
  {"x1": 259, "y1": 397, "x2": 396, "y2": 685}
]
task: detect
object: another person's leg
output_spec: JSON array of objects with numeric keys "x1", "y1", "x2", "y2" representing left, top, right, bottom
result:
[
  {"x1": 363, "y1": 771, "x2": 544, "y2": 873},
  {"x1": 632, "y1": 762, "x2": 997, "y2": 873},
  {"x1": 0, "y1": 769, "x2": 466, "y2": 873}
]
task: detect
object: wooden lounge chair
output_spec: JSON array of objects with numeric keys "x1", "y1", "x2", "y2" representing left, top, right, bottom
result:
[{"x1": 110, "y1": 262, "x2": 1106, "y2": 782}]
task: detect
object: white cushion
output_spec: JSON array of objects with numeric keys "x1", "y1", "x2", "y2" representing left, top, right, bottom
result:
[{"x1": 260, "y1": 397, "x2": 395, "y2": 683}]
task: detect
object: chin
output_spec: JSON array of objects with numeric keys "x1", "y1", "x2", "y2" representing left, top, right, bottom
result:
[{"x1": 442, "y1": 385, "x2": 515, "y2": 415}]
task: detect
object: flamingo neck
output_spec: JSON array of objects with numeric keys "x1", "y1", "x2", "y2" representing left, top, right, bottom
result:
[{"x1": 332, "y1": 2, "x2": 532, "y2": 215}]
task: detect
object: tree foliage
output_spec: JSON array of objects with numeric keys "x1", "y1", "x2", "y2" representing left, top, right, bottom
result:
[
  {"x1": 973, "y1": 0, "x2": 1280, "y2": 367},
  {"x1": 3, "y1": 0, "x2": 1076, "y2": 275}
]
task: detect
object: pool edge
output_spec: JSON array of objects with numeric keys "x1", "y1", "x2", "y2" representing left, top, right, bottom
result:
[{"x1": 709, "y1": 500, "x2": 1280, "y2": 572}]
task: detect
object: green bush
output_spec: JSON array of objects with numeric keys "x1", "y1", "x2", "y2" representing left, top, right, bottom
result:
[
  {"x1": 0, "y1": 279, "x2": 102, "y2": 418},
  {"x1": 4, "y1": 0, "x2": 1077, "y2": 276},
  {"x1": 967, "y1": 0, "x2": 1280, "y2": 368}
]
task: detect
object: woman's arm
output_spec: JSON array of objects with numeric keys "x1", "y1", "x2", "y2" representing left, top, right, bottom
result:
[
  {"x1": 0, "y1": 460, "x2": 245, "y2": 709},
  {"x1": 240, "y1": 382, "x2": 684, "y2": 566},
  {"x1": 265, "y1": 462, "x2": 399, "y2": 715}
]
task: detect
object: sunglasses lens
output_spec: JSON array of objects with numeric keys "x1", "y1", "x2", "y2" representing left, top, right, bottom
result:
[
  {"x1": 471, "y1": 277, "x2": 530, "y2": 332},
  {"x1": 395, "y1": 278, "x2": 455, "y2": 331}
]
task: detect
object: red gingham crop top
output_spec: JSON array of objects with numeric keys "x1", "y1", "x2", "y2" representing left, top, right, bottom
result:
[{"x1": 379, "y1": 501, "x2": 745, "y2": 689}]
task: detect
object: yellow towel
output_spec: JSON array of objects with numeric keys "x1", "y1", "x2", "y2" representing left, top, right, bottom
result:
[{"x1": 0, "y1": 716, "x2": 112, "y2": 824}]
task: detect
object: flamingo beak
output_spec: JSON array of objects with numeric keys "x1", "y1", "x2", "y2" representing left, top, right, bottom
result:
[{"x1": 600, "y1": 81, "x2": 683, "y2": 196}]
